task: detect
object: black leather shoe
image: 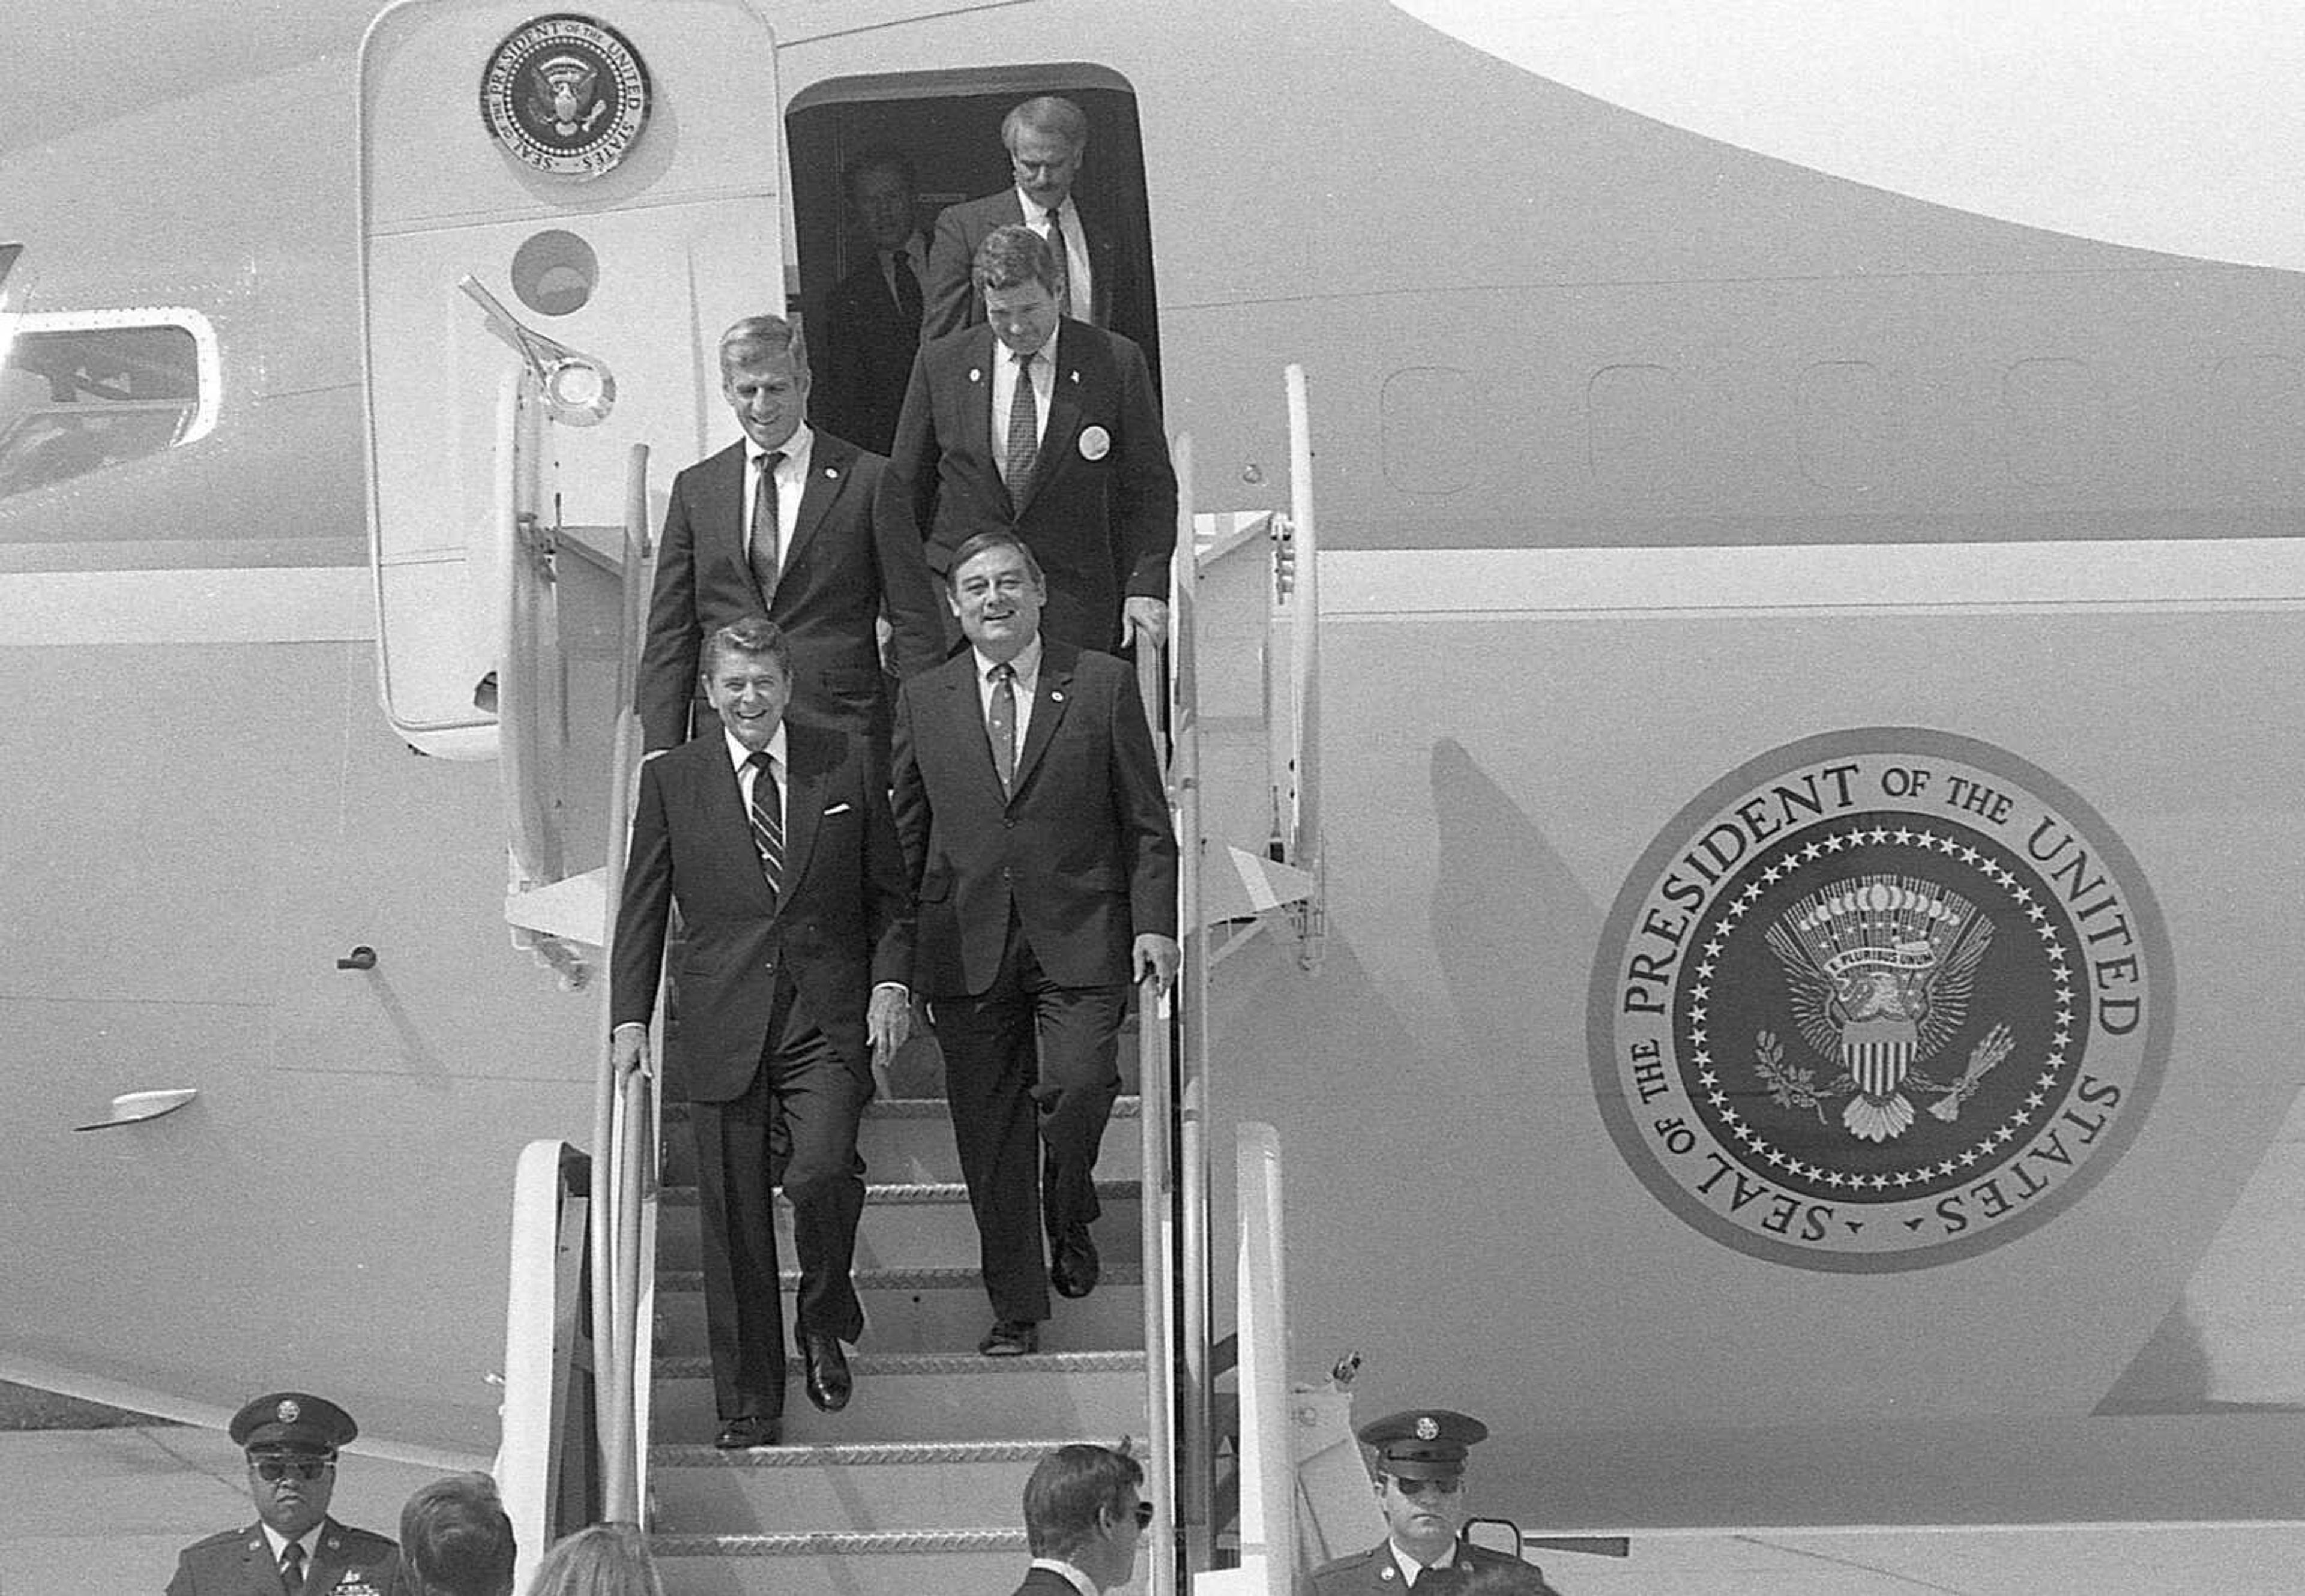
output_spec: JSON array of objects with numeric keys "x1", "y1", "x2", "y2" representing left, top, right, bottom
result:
[
  {"x1": 978, "y1": 1319, "x2": 1040, "y2": 1357},
  {"x1": 1050, "y1": 1225, "x2": 1100, "y2": 1299},
  {"x1": 715, "y1": 1415, "x2": 780, "y2": 1449},
  {"x1": 802, "y1": 1331, "x2": 852, "y2": 1412}
]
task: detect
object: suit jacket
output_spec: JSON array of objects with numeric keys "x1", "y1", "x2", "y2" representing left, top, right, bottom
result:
[
  {"x1": 1309, "y1": 1540, "x2": 1560, "y2": 1596},
  {"x1": 878, "y1": 321, "x2": 1177, "y2": 655},
  {"x1": 893, "y1": 639, "x2": 1175, "y2": 997},
  {"x1": 636, "y1": 430, "x2": 945, "y2": 753},
  {"x1": 922, "y1": 188, "x2": 1154, "y2": 365},
  {"x1": 166, "y1": 1518, "x2": 397, "y2": 1596},
  {"x1": 810, "y1": 244, "x2": 923, "y2": 456},
  {"x1": 610, "y1": 719, "x2": 913, "y2": 1101}
]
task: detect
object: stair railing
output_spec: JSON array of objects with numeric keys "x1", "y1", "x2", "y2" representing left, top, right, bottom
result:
[{"x1": 585, "y1": 444, "x2": 654, "y2": 1527}]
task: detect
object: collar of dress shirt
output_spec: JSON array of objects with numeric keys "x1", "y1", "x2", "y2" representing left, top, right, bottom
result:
[
  {"x1": 974, "y1": 632, "x2": 1043, "y2": 691},
  {"x1": 1389, "y1": 1538, "x2": 1457, "y2": 1585},
  {"x1": 882, "y1": 233, "x2": 926, "y2": 277},
  {"x1": 744, "y1": 423, "x2": 813, "y2": 480},
  {"x1": 722, "y1": 721, "x2": 788, "y2": 777},
  {"x1": 259, "y1": 1522, "x2": 316, "y2": 1565},
  {"x1": 1016, "y1": 188, "x2": 1073, "y2": 227},
  {"x1": 1026, "y1": 1557, "x2": 1100, "y2": 1596}
]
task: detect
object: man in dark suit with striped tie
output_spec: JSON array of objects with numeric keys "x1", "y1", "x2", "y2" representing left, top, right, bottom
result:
[
  {"x1": 612, "y1": 616, "x2": 915, "y2": 1447},
  {"x1": 892, "y1": 532, "x2": 1177, "y2": 1358}
]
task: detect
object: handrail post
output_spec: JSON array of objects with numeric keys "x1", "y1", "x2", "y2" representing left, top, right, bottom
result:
[
  {"x1": 591, "y1": 444, "x2": 651, "y2": 1526},
  {"x1": 1284, "y1": 365, "x2": 1319, "y2": 869}
]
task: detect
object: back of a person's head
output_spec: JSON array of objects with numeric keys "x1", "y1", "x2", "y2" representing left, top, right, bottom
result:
[
  {"x1": 525, "y1": 1522, "x2": 663, "y2": 1596},
  {"x1": 399, "y1": 1472, "x2": 516, "y2": 1596}
]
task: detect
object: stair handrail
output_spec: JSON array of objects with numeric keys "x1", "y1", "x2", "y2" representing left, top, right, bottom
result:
[
  {"x1": 1231, "y1": 1122, "x2": 1294, "y2": 1594},
  {"x1": 1283, "y1": 364, "x2": 1320, "y2": 872},
  {"x1": 587, "y1": 444, "x2": 654, "y2": 1526},
  {"x1": 1165, "y1": 431, "x2": 1219, "y2": 1580}
]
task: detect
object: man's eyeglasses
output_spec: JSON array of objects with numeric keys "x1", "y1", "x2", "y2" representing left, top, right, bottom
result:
[
  {"x1": 1389, "y1": 1474, "x2": 1462, "y2": 1497},
  {"x1": 1131, "y1": 1500, "x2": 1156, "y2": 1528},
  {"x1": 252, "y1": 1458, "x2": 333, "y2": 1483}
]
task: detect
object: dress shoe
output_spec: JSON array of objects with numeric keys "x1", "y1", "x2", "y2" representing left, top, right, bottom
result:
[
  {"x1": 978, "y1": 1319, "x2": 1040, "y2": 1357},
  {"x1": 1050, "y1": 1225, "x2": 1101, "y2": 1299},
  {"x1": 714, "y1": 1415, "x2": 780, "y2": 1449},
  {"x1": 801, "y1": 1331, "x2": 852, "y2": 1412}
]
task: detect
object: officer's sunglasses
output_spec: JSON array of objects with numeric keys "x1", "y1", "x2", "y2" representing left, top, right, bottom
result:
[
  {"x1": 253, "y1": 1457, "x2": 334, "y2": 1482},
  {"x1": 1389, "y1": 1475, "x2": 1462, "y2": 1497}
]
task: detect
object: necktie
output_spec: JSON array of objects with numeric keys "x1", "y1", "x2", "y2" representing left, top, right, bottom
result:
[
  {"x1": 1004, "y1": 352, "x2": 1038, "y2": 492},
  {"x1": 987, "y1": 663, "x2": 1017, "y2": 794},
  {"x1": 749, "y1": 450, "x2": 784, "y2": 605},
  {"x1": 892, "y1": 247, "x2": 923, "y2": 328},
  {"x1": 747, "y1": 750, "x2": 783, "y2": 898},
  {"x1": 279, "y1": 1543, "x2": 306, "y2": 1594},
  {"x1": 1044, "y1": 207, "x2": 1071, "y2": 319}
]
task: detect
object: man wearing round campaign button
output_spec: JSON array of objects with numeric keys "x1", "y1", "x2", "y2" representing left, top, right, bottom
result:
[
  {"x1": 1311, "y1": 1411, "x2": 1562, "y2": 1594},
  {"x1": 166, "y1": 1391, "x2": 398, "y2": 1595},
  {"x1": 1590, "y1": 727, "x2": 2171, "y2": 1274}
]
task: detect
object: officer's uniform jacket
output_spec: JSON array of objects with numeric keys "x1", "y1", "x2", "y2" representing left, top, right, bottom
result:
[
  {"x1": 1309, "y1": 1538, "x2": 1560, "y2": 1596},
  {"x1": 165, "y1": 1517, "x2": 397, "y2": 1596}
]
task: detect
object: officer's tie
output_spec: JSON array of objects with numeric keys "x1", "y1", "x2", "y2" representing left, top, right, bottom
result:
[
  {"x1": 1004, "y1": 352, "x2": 1038, "y2": 493},
  {"x1": 279, "y1": 1541, "x2": 306, "y2": 1594},
  {"x1": 747, "y1": 750, "x2": 783, "y2": 899},
  {"x1": 1044, "y1": 207, "x2": 1072, "y2": 319},
  {"x1": 748, "y1": 450, "x2": 785, "y2": 606},
  {"x1": 987, "y1": 662, "x2": 1017, "y2": 795}
]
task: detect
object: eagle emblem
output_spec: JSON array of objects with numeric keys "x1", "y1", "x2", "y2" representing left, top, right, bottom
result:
[
  {"x1": 1764, "y1": 876, "x2": 1994, "y2": 1141},
  {"x1": 277, "y1": 1398, "x2": 300, "y2": 1423}
]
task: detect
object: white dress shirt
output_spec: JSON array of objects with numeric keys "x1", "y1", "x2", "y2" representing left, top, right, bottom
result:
[
  {"x1": 972, "y1": 634, "x2": 1043, "y2": 755},
  {"x1": 743, "y1": 423, "x2": 814, "y2": 568},
  {"x1": 1018, "y1": 188, "x2": 1094, "y2": 321},
  {"x1": 1026, "y1": 1558, "x2": 1100, "y2": 1596},
  {"x1": 990, "y1": 325, "x2": 1058, "y2": 469},
  {"x1": 1388, "y1": 1539, "x2": 1459, "y2": 1586}
]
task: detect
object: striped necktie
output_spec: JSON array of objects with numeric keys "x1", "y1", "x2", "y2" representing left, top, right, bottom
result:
[
  {"x1": 279, "y1": 1542, "x2": 306, "y2": 1594},
  {"x1": 747, "y1": 750, "x2": 783, "y2": 898},
  {"x1": 1004, "y1": 352, "x2": 1038, "y2": 492}
]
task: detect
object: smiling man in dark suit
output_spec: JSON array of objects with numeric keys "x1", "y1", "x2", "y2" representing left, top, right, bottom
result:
[
  {"x1": 612, "y1": 616, "x2": 914, "y2": 1446},
  {"x1": 882, "y1": 225, "x2": 1177, "y2": 657},
  {"x1": 892, "y1": 532, "x2": 1177, "y2": 1357},
  {"x1": 639, "y1": 314, "x2": 944, "y2": 762}
]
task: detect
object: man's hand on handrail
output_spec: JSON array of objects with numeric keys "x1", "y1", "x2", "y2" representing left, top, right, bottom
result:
[
  {"x1": 612, "y1": 1021, "x2": 652, "y2": 1082},
  {"x1": 1133, "y1": 933, "x2": 1181, "y2": 998},
  {"x1": 867, "y1": 983, "x2": 912, "y2": 1097},
  {"x1": 1124, "y1": 596, "x2": 1170, "y2": 652}
]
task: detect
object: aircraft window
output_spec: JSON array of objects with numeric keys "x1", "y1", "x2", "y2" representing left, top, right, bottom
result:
[{"x1": 0, "y1": 307, "x2": 219, "y2": 501}]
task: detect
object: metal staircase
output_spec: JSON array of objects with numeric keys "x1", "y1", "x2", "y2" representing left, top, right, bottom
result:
[{"x1": 645, "y1": 1085, "x2": 1153, "y2": 1594}]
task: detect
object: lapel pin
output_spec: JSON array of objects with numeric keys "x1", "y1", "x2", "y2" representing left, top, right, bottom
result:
[
  {"x1": 968, "y1": 367, "x2": 982, "y2": 382},
  {"x1": 1050, "y1": 690, "x2": 1065, "y2": 702}
]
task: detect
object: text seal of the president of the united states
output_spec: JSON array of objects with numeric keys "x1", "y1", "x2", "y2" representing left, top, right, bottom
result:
[
  {"x1": 481, "y1": 14, "x2": 651, "y2": 179},
  {"x1": 1589, "y1": 728, "x2": 2171, "y2": 1272}
]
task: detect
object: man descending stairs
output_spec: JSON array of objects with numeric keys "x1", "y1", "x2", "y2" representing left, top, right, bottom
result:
[{"x1": 646, "y1": 1073, "x2": 1152, "y2": 1595}]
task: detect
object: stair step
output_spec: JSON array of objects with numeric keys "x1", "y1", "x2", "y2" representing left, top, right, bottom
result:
[
  {"x1": 654, "y1": 1266, "x2": 1147, "y2": 1357},
  {"x1": 654, "y1": 1181, "x2": 1143, "y2": 1273},
  {"x1": 648, "y1": 1436, "x2": 1145, "y2": 1533},
  {"x1": 661, "y1": 1097, "x2": 1145, "y2": 1187},
  {"x1": 649, "y1": 1351, "x2": 1147, "y2": 1444}
]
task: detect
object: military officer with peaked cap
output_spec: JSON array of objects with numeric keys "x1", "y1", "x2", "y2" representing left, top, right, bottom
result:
[
  {"x1": 1310, "y1": 1409, "x2": 1562, "y2": 1595},
  {"x1": 166, "y1": 1391, "x2": 399, "y2": 1596}
]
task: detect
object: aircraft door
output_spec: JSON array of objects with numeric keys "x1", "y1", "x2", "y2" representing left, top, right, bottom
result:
[{"x1": 358, "y1": 1, "x2": 786, "y2": 756}]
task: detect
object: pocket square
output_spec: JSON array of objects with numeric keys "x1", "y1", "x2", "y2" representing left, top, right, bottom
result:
[{"x1": 822, "y1": 801, "x2": 853, "y2": 815}]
